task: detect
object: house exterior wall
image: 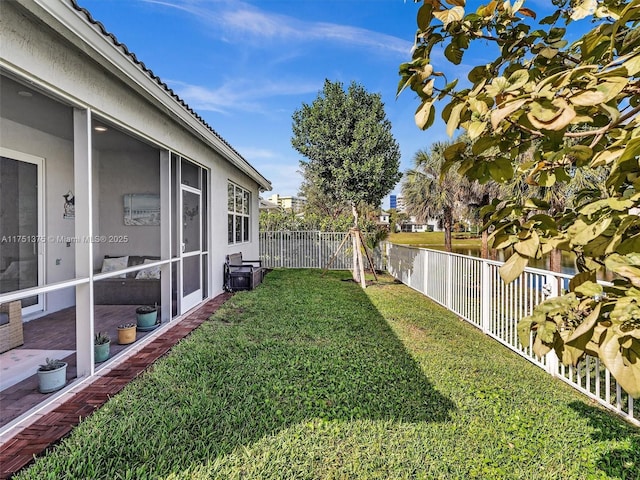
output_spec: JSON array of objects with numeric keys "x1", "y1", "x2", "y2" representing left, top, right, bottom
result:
[{"x1": 1, "y1": 0, "x2": 266, "y2": 297}]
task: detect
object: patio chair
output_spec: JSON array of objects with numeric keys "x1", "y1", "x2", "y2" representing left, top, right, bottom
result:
[{"x1": 0, "y1": 300, "x2": 24, "y2": 353}]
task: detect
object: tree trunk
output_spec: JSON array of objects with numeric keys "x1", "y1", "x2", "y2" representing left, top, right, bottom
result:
[
  {"x1": 481, "y1": 229, "x2": 489, "y2": 259},
  {"x1": 443, "y1": 207, "x2": 452, "y2": 252},
  {"x1": 352, "y1": 228, "x2": 360, "y2": 284},
  {"x1": 549, "y1": 248, "x2": 562, "y2": 273},
  {"x1": 352, "y1": 203, "x2": 359, "y2": 228},
  {"x1": 350, "y1": 204, "x2": 365, "y2": 287}
]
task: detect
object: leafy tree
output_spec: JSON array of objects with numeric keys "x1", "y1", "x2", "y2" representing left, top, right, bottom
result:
[
  {"x1": 298, "y1": 170, "x2": 349, "y2": 221},
  {"x1": 499, "y1": 149, "x2": 610, "y2": 271},
  {"x1": 399, "y1": 0, "x2": 640, "y2": 396},
  {"x1": 259, "y1": 209, "x2": 357, "y2": 232},
  {"x1": 387, "y1": 208, "x2": 407, "y2": 233},
  {"x1": 292, "y1": 79, "x2": 402, "y2": 226}
]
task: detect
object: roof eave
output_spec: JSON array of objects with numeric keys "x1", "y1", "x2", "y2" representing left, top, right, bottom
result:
[{"x1": 15, "y1": 0, "x2": 271, "y2": 191}]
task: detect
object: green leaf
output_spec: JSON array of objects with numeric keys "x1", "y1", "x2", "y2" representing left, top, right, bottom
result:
[
  {"x1": 514, "y1": 231, "x2": 540, "y2": 258},
  {"x1": 574, "y1": 281, "x2": 603, "y2": 298},
  {"x1": 499, "y1": 252, "x2": 528, "y2": 284},
  {"x1": 599, "y1": 328, "x2": 640, "y2": 398},
  {"x1": 437, "y1": 79, "x2": 459, "y2": 100},
  {"x1": 605, "y1": 253, "x2": 640, "y2": 288},
  {"x1": 618, "y1": 234, "x2": 640, "y2": 255},
  {"x1": 443, "y1": 141, "x2": 467, "y2": 162},
  {"x1": 487, "y1": 157, "x2": 513, "y2": 182},
  {"x1": 568, "y1": 145, "x2": 593, "y2": 162},
  {"x1": 446, "y1": 103, "x2": 465, "y2": 137},
  {"x1": 467, "y1": 120, "x2": 487, "y2": 140},
  {"x1": 618, "y1": 137, "x2": 640, "y2": 165},
  {"x1": 517, "y1": 316, "x2": 537, "y2": 347},
  {"x1": 444, "y1": 42, "x2": 463, "y2": 65},
  {"x1": 571, "y1": 78, "x2": 628, "y2": 106},
  {"x1": 569, "y1": 271, "x2": 597, "y2": 293},
  {"x1": 417, "y1": 3, "x2": 434, "y2": 30},
  {"x1": 622, "y1": 52, "x2": 640, "y2": 76},
  {"x1": 490, "y1": 99, "x2": 527, "y2": 130},
  {"x1": 415, "y1": 100, "x2": 435, "y2": 130},
  {"x1": 505, "y1": 69, "x2": 530, "y2": 92},
  {"x1": 570, "y1": 217, "x2": 612, "y2": 245}
]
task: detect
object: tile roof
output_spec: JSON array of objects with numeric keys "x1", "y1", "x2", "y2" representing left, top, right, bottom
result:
[{"x1": 68, "y1": 0, "x2": 249, "y2": 166}]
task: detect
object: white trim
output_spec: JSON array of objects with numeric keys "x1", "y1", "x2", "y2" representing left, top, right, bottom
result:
[
  {"x1": 0, "y1": 147, "x2": 45, "y2": 315},
  {"x1": 180, "y1": 184, "x2": 202, "y2": 314}
]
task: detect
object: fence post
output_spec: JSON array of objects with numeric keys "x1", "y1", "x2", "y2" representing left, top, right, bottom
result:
[
  {"x1": 481, "y1": 259, "x2": 491, "y2": 334},
  {"x1": 544, "y1": 272, "x2": 560, "y2": 377},
  {"x1": 446, "y1": 254, "x2": 453, "y2": 310}
]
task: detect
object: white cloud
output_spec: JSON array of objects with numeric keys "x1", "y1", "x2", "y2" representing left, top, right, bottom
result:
[
  {"x1": 142, "y1": 0, "x2": 412, "y2": 56},
  {"x1": 167, "y1": 78, "x2": 321, "y2": 114},
  {"x1": 236, "y1": 146, "x2": 277, "y2": 160}
]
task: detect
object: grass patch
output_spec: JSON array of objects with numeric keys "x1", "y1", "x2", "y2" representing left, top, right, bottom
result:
[
  {"x1": 15, "y1": 270, "x2": 639, "y2": 479},
  {"x1": 389, "y1": 231, "x2": 481, "y2": 249}
]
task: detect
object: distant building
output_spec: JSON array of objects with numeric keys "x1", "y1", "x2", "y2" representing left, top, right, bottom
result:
[
  {"x1": 378, "y1": 210, "x2": 390, "y2": 225},
  {"x1": 400, "y1": 216, "x2": 440, "y2": 233},
  {"x1": 395, "y1": 195, "x2": 407, "y2": 213},
  {"x1": 259, "y1": 197, "x2": 281, "y2": 212},
  {"x1": 268, "y1": 194, "x2": 306, "y2": 213},
  {"x1": 389, "y1": 195, "x2": 397, "y2": 210}
]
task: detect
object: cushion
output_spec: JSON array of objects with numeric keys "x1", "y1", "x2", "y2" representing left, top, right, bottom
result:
[
  {"x1": 135, "y1": 259, "x2": 161, "y2": 280},
  {"x1": 0, "y1": 260, "x2": 36, "y2": 280},
  {"x1": 101, "y1": 256, "x2": 129, "y2": 278}
]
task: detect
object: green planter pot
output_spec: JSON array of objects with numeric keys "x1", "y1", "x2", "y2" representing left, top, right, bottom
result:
[
  {"x1": 37, "y1": 362, "x2": 68, "y2": 393},
  {"x1": 136, "y1": 310, "x2": 158, "y2": 330},
  {"x1": 94, "y1": 341, "x2": 110, "y2": 363}
]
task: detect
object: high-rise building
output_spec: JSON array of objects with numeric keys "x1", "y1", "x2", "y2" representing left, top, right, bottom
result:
[
  {"x1": 390, "y1": 195, "x2": 397, "y2": 209},
  {"x1": 268, "y1": 194, "x2": 307, "y2": 213}
]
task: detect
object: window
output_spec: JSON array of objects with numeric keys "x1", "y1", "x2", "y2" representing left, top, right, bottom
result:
[{"x1": 228, "y1": 182, "x2": 250, "y2": 244}]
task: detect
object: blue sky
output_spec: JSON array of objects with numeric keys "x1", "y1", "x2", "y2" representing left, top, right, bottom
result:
[{"x1": 76, "y1": 0, "x2": 560, "y2": 207}]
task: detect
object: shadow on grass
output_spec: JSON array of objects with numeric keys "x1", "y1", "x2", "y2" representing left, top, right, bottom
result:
[
  {"x1": 15, "y1": 269, "x2": 455, "y2": 479},
  {"x1": 569, "y1": 401, "x2": 640, "y2": 479}
]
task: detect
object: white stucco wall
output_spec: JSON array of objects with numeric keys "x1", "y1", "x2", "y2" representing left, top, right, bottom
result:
[{"x1": 1, "y1": 0, "x2": 266, "y2": 301}]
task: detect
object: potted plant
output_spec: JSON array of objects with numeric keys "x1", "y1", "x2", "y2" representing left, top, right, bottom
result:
[
  {"x1": 94, "y1": 331, "x2": 111, "y2": 363},
  {"x1": 37, "y1": 358, "x2": 67, "y2": 393},
  {"x1": 136, "y1": 304, "x2": 159, "y2": 331},
  {"x1": 117, "y1": 322, "x2": 137, "y2": 344}
]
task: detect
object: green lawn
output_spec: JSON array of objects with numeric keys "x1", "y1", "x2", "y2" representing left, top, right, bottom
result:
[
  {"x1": 16, "y1": 270, "x2": 639, "y2": 479},
  {"x1": 389, "y1": 231, "x2": 482, "y2": 249}
]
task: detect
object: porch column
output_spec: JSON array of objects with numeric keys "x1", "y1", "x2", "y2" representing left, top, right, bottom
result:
[
  {"x1": 73, "y1": 108, "x2": 94, "y2": 377},
  {"x1": 160, "y1": 150, "x2": 171, "y2": 323}
]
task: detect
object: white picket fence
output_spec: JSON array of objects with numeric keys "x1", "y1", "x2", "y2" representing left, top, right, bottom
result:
[
  {"x1": 384, "y1": 242, "x2": 639, "y2": 427},
  {"x1": 259, "y1": 231, "x2": 383, "y2": 270},
  {"x1": 258, "y1": 231, "x2": 638, "y2": 426}
]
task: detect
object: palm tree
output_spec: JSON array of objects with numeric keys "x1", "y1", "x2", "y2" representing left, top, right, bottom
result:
[{"x1": 402, "y1": 141, "x2": 476, "y2": 252}]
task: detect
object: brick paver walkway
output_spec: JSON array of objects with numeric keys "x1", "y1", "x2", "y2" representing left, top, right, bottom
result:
[{"x1": 0, "y1": 292, "x2": 232, "y2": 479}]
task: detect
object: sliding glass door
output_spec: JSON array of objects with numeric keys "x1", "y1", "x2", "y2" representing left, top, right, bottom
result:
[{"x1": 0, "y1": 150, "x2": 43, "y2": 313}]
